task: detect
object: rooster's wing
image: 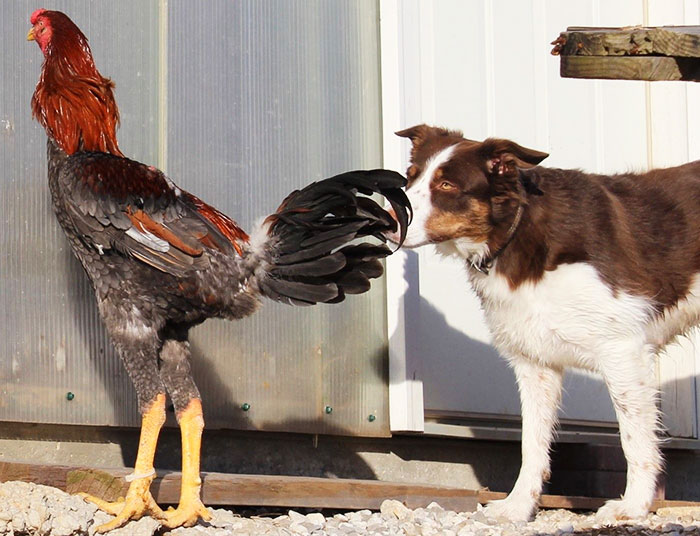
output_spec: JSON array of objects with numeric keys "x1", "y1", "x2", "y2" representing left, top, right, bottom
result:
[{"x1": 56, "y1": 151, "x2": 247, "y2": 277}]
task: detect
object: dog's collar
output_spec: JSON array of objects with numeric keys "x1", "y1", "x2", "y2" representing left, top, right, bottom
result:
[
  {"x1": 473, "y1": 169, "x2": 538, "y2": 275},
  {"x1": 471, "y1": 169, "x2": 542, "y2": 275},
  {"x1": 473, "y1": 202, "x2": 524, "y2": 275}
]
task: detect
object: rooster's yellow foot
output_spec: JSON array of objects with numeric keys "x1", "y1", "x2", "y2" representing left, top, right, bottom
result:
[
  {"x1": 79, "y1": 478, "x2": 165, "y2": 533},
  {"x1": 162, "y1": 496, "x2": 212, "y2": 528}
]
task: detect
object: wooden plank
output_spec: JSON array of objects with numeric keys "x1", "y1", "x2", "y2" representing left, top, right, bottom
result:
[
  {"x1": 0, "y1": 461, "x2": 478, "y2": 513},
  {"x1": 478, "y1": 491, "x2": 700, "y2": 512},
  {"x1": 0, "y1": 460, "x2": 73, "y2": 489},
  {"x1": 194, "y1": 473, "x2": 479, "y2": 512},
  {"x1": 66, "y1": 468, "x2": 129, "y2": 502},
  {"x1": 480, "y1": 490, "x2": 606, "y2": 510},
  {"x1": 5, "y1": 461, "x2": 698, "y2": 514},
  {"x1": 560, "y1": 56, "x2": 700, "y2": 82},
  {"x1": 556, "y1": 26, "x2": 700, "y2": 58}
]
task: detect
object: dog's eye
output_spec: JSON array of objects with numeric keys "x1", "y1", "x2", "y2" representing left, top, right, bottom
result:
[{"x1": 438, "y1": 181, "x2": 455, "y2": 191}]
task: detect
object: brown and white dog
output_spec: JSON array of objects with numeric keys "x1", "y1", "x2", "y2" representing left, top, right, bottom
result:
[{"x1": 392, "y1": 124, "x2": 700, "y2": 521}]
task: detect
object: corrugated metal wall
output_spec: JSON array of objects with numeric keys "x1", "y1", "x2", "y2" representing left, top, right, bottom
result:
[{"x1": 1, "y1": 1, "x2": 390, "y2": 437}]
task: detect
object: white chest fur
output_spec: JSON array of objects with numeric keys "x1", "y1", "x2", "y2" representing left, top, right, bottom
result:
[{"x1": 461, "y1": 259, "x2": 655, "y2": 371}]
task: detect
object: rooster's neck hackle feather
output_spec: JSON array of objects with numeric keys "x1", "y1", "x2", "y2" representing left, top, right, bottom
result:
[{"x1": 31, "y1": 10, "x2": 122, "y2": 157}]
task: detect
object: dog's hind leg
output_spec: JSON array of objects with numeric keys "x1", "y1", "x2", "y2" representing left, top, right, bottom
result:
[
  {"x1": 482, "y1": 358, "x2": 563, "y2": 522},
  {"x1": 596, "y1": 343, "x2": 662, "y2": 521}
]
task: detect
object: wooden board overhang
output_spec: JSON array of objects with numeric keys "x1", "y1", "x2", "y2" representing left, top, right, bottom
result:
[{"x1": 553, "y1": 26, "x2": 700, "y2": 81}]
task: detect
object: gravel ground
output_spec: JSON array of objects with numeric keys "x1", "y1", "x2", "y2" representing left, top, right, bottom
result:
[{"x1": 0, "y1": 481, "x2": 698, "y2": 536}]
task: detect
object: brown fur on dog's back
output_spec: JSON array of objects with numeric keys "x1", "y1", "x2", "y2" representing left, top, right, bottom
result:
[{"x1": 505, "y1": 163, "x2": 700, "y2": 306}]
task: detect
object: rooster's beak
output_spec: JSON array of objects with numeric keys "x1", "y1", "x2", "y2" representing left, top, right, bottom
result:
[{"x1": 27, "y1": 27, "x2": 35, "y2": 41}]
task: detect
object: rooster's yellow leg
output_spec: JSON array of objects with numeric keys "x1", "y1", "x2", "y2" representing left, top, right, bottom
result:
[
  {"x1": 162, "y1": 398, "x2": 211, "y2": 528},
  {"x1": 80, "y1": 393, "x2": 167, "y2": 532}
]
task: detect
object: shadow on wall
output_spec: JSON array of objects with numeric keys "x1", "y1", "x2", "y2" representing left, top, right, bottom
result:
[{"x1": 394, "y1": 249, "x2": 521, "y2": 419}]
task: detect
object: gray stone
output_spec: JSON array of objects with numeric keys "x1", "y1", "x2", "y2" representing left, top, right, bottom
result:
[
  {"x1": 469, "y1": 510, "x2": 489, "y2": 524},
  {"x1": 306, "y1": 512, "x2": 325, "y2": 525},
  {"x1": 380, "y1": 499, "x2": 412, "y2": 521},
  {"x1": 288, "y1": 510, "x2": 306, "y2": 523},
  {"x1": 663, "y1": 524, "x2": 685, "y2": 533},
  {"x1": 426, "y1": 502, "x2": 444, "y2": 512},
  {"x1": 555, "y1": 522, "x2": 575, "y2": 535},
  {"x1": 289, "y1": 521, "x2": 310, "y2": 534}
]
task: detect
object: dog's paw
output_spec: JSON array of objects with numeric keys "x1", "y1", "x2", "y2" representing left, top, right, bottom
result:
[
  {"x1": 595, "y1": 499, "x2": 649, "y2": 522},
  {"x1": 481, "y1": 495, "x2": 536, "y2": 522}
]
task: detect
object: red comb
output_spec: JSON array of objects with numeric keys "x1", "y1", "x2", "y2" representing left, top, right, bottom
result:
[{"x1": 30, "y1": 8, "x2": 47, "y2": 25}]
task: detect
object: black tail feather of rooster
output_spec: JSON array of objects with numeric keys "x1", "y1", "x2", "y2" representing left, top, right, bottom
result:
[{"x1": 258, "y1": 169, "x2": 411, "y2": 306}]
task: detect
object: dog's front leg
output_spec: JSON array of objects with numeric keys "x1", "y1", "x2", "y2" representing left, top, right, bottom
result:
[
  {"x1": 482, "y1": 358, "x2": 563, "y2": 522},
  {"x1": 596, "y1": 344, "x2": 662, "y2": 521}
]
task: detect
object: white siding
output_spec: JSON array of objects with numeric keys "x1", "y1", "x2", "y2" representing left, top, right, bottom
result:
[{"x1": 385, "y1": 0, "x2": 700, "y2": 438}]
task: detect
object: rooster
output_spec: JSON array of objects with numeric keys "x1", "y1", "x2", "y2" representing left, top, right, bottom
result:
[{"x1": 28, "y1": 9, "x2": 410, "y2": 532}]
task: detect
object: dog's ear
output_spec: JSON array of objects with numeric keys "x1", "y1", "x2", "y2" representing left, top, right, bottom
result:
[
  {"x1": 395, "y1": 124, "x2": 464, "y2": 156},
  {"x1": 395, "y1": 124, "x2": 462, "y2": 142},
  {"x1": 480, "y1": 138, "x2": 548, "y2": 176}
]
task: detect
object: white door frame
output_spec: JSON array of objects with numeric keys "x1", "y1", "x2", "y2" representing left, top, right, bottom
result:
[{"x1": 381, "y1": 0, "x2": 427, "y2": 432}]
